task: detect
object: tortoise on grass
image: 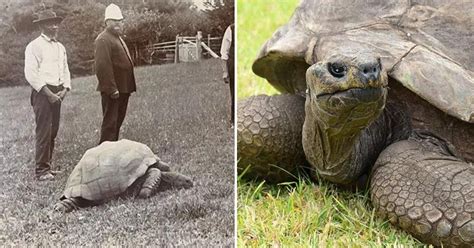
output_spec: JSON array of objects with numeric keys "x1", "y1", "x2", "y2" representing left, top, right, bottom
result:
[
  {"x1": 237, "y1": 0, "x2": 474, "y2": 246},
  {"x1": 54, "y1": 139, "x2": 193, "y2": 212}
]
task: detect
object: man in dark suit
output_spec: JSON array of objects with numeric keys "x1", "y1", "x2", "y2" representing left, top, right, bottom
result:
[{"x1": 95, "y1": 4, "x2": 136, "y2": 144}]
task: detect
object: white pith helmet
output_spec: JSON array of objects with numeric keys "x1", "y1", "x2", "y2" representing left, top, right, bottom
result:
[{"x1": 104, "y1": 4, "x2": 123, "y2": 21}]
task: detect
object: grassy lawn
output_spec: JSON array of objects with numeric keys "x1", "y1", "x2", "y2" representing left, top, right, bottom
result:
[
  {"x1": 0, "y1": 59, "x2": 234, "y2": 246},
  {"x1": 237, "y1": 1, "x2": 426, "y2": 247}
]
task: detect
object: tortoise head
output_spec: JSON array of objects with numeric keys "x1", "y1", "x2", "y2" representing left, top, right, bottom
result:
[
  {"x1": 253, "y1": 0, "x2": 474, "y2": 123},
  {"x1": 301, "y1": 50, "x2": 389, "y2": 184},
  {"x1": 305, "y1": 50, "x2": 388, "y2": 130},
  {"x1": 161, "y1": 172, "x2": 194, "y2": 190}
]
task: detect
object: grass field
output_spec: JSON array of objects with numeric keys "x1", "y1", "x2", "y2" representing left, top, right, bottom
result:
[
  {"x1": 0, "y1": 59, "x2": 234, "y2": 246},
  {"x1": 237, "y1": 1, "x2": 426, "y2": 247}
]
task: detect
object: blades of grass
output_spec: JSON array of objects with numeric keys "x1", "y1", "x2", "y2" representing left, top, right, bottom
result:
[
  {"x1": 237, "y1": 162, "x2": 251, "y2": 181},
  {"x1": 268, "y1": 163, "x2": 299, "y2": 181},
  {"x1": 251, "y1": 180, "x2": 266, "y2": 200}
]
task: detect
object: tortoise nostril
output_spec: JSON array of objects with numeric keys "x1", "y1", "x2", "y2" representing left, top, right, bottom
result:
[{"x1": 360, "y1": 63, "x2": 380, "y2": 81}]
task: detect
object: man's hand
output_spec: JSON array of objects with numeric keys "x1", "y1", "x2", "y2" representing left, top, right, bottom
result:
[
  {"x1": 40, "y1": 86, "x2": 61, "y2": 104},
  {"x1": 110, "y1": 90, "x2": 119, "y2": 99},
  {"x1": 56, "y1": 89, "x2": 68, "y2": 100},
  {"x1": 221, "y1": 59, "x2": 230, "y2": 84},
  {"x1": 47, "y1": 93, "x2": 61, "y2": 104},
  {"x1": 223, "y1": 72, "x2": 230, "y2": 84}
]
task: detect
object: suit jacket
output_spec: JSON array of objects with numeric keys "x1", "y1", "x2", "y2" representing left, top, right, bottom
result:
[{"x1": 95, "y1": 29, "x2": 136, "y2": 95}]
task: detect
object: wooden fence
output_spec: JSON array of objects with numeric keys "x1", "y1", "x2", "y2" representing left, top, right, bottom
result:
[{"x1": 132, "y1": 31, "x2": 222, "y2": 65}]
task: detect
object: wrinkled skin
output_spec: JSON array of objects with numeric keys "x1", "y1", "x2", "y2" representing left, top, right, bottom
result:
[
  {"x1": 239, "y1": 0, "x2": 474, "y2": 246},
  {"x1": 303, "y1": 52, "x2": 390, "y2": 184},
  {"x1": 238, "y1": 52, "x2": 474, "y2": 247}
]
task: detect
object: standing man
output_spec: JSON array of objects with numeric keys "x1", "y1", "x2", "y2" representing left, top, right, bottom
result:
[
  {"x1": 220, "y1": 23, "x2": 235, "y2": 127},
  {"x1": 24, "y1": 10, "x2": 71, "y2": 181},
  {"x1": 95, "y1": 4, "x2": 136, "y2": 144}
]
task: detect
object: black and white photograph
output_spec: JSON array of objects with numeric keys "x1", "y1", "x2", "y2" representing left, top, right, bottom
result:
[{"x1": 0, "y1": 0, "x2": 234, "y2": 246}]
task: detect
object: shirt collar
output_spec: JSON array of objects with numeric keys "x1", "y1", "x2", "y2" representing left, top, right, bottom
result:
[{"x1": 41, "y1": 33, "x2": 57, "y2": 42}]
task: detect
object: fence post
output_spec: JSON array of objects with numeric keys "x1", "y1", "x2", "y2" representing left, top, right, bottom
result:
[
  {"x1": 208, "y1": 34, "x2": 211, "y2": 51},
  {"x1": 174, "y1": 35, "x2": 179, "y2": 63},
  {"x1": 146, "y1": 40, "x2": 152, "y2": 64},
  {"x1": 196, "y1": 31, "x2": 202, "y2": 61}
]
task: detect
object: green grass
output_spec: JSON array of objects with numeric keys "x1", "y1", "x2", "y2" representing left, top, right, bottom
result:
[
  {"x1": 237, "y1": 1, "x2": 426, "y2": 247},
  {"x1": 236, "y1": 0, "x2": 290, "y2": 99},
  {"x1": 0, "y1": 59, "x2": 234, "y2": 246},
  {"x1": 238, "y1": 179, "x2": 427, "y2": 247}
]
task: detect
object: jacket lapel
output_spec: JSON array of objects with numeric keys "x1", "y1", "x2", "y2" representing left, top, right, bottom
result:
[{"x1": 118, "y1": 36, "x2": 134, "y2": 66}]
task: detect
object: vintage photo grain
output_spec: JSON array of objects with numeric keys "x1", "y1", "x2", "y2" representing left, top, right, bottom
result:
[{"x1": 0, "y1": 0, "x2": 235, "y2": 246}]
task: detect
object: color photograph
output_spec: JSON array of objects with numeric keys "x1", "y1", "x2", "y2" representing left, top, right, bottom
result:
[{"x1": 237, "y1": 0, "x2": 474, "y2": 247}]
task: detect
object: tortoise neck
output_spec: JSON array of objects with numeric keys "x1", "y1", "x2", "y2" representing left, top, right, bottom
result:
[{"x1": 302, "y1": 96, "x2": 409, "y2": 185}]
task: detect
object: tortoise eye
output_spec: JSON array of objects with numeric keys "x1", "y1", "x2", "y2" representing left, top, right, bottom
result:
[{"x1": 328, "y1": 63, "x2": 346, "y2": 78}]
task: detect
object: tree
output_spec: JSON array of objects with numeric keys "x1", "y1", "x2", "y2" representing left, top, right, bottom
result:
[
  {"x1": 202, "y1": 0, "x2": 234, "y2": 36},
  {"x1": 139, "y1": 0, "x2": 194, "y2": 14},
  {"x1": 0, "y1": 0, "x2": 221, "y2": 87}
]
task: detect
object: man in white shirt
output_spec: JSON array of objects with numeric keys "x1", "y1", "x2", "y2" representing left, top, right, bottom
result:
[
  {"x1": 220, "y1": 23, "x2": 234, "y2": 127},
  {"x1": 24, "y1": 10, "x2": 71, "y2": 181}
]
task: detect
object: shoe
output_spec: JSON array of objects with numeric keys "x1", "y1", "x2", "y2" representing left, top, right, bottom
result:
[{"x1": 37, "y1": 172, "x2": 55, "y2": 181}]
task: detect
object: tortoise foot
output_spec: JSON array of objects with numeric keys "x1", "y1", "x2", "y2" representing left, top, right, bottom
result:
[
  {"x1": 237, "y1": 94, "x2": 308, "y2": 183},
  {"x1": 138, "y1": 168, "x2": 162, "y2": 199},
  {"x1": 53, "y1": 198, "x2": 81, "y2": 213},
  {"x1": 371, "y1": 134, "x2": 474, "y2": 247}
]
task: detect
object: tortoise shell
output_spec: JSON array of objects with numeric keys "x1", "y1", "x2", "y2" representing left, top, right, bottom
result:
[
  {"x1": 63, "y1": 139, "x2": 158, "y2": 201},
  {"x1": 252, "y1": 0, "x2": 473, "y2": 123}
]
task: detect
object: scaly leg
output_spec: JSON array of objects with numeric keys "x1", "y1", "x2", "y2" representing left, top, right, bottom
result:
[
  {"x1": 138, "y1": 168, "x2": 162, "y2": 199},
  {"x1": 138, "y1": 169, "x2": 192, "y2": 198},
  {"x1": 370, "y1": 132, "x2": 474, "y2": 247},
  {"x1": 237, "y1": 94, "x2": 308, "y2": 183}
]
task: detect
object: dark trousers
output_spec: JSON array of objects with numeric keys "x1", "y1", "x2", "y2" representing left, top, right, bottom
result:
[
  {"x1": 99, "y1": 92, "x2": 130, "y2": 144},
  {"x1": 31, "y1": 85, "x2": 63, "y2": 176},
  {"x1": 227, "y1": 59, "x2": 235, "y2": 123}
]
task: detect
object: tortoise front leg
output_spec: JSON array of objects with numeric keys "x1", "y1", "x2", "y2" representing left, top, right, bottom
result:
[
  {"x1": 237, "y1": 94, "x2": 308, "y2": 183},
  {"x1": 138, "y1": 159, "x2": 172, "y2": 198},
  {"x1": 138, "y1": 169, "x2": 193, "y2": 198},
  {"x1": 138, "y1": 168, "x2": 162, "y2": 198},
  {"x1": 370, "y1": 133, "x2": 474, "y2": 247},
  {"x1": 53, "y1": 197, "x2": 86, "y2": 213}
]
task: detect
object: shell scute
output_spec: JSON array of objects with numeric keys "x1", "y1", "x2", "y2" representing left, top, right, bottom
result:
[{"x1": 63, "y1": 139, "x2": 158, "y2": 201}]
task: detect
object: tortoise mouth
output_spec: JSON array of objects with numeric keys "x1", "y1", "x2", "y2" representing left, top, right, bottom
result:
[{"x1": 316, "y1": 87, "x2": 385, "y2": 103}]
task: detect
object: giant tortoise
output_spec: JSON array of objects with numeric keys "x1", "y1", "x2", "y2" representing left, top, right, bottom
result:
[
  {"x1": 54, "y1": 139, "x2": 193, "y2": 212},
  {"x1": 237, "y1": 0, "x2": 474, "y2": 246}
]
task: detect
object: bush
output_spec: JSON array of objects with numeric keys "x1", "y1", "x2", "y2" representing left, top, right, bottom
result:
[
  {"x1": 59, "y1": 3, "x2": 106, "y2": 76},
  {"x1": 0, "y1": 0, "x2": 233, "y2": 87}
]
